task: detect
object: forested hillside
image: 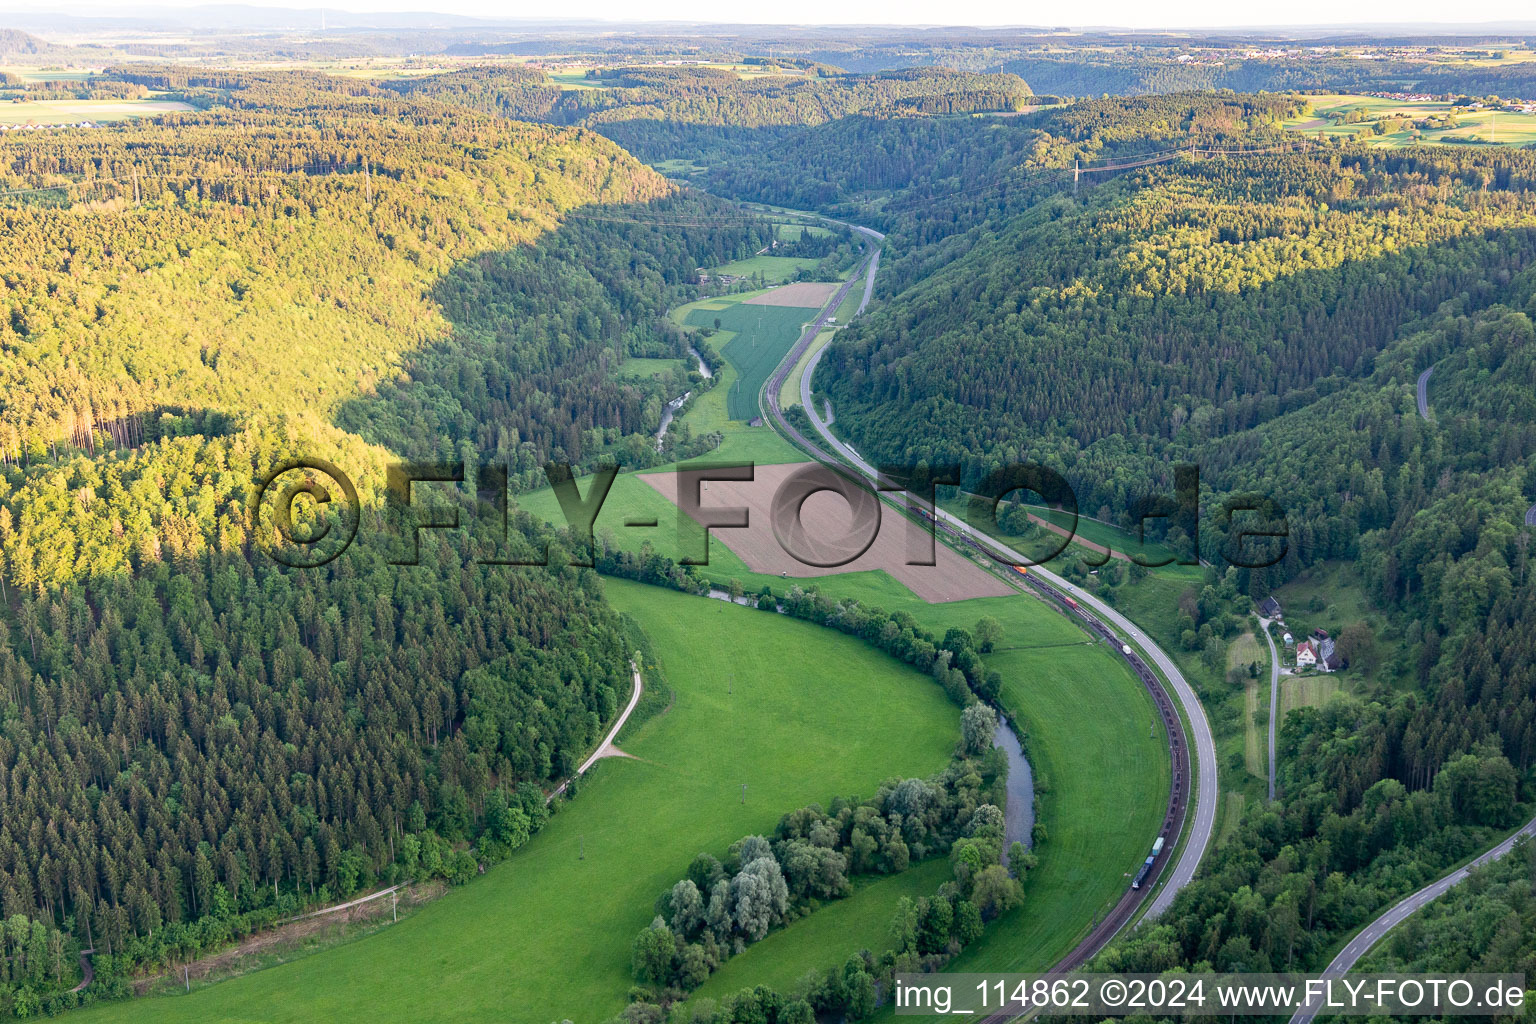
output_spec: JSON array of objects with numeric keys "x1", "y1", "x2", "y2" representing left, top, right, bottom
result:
[
  {"x1": 0, "y1": 71, "x2": 771, "y2": 476},
  {"x1": 384, "y1": 65, "x2": 1033, "y2": 129},
  {"x1": 0, "y1": 70, "x2": 773, "y2": 1014},
  {"x1": 1000, "y1": 52, "x2": 1536, "y2": 100},
  {"x1": 745, "y1": 94, "x2": 1536, "y2": 986}
]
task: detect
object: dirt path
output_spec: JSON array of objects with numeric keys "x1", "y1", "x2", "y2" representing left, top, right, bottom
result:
[
  {"x1": 549, "y1": 660, "x2": 643, "y2": 800},
  {"x1": 72, "y1": 950, "x2": 94, "y2": 993},
  {"x1": 130, "y1": 881, "x2": 445, "y2": 996}
]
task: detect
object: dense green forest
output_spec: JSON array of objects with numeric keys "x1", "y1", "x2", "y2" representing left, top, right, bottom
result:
[
  {"x1": 723, "y1": 93, "x2": 1536, "y2": 987},
  {"x1": 0, "y1": 69, "x2": 772, "y2": 475},
  {"x1": 0, "y1": 70, "x2": 787, "y2": 1015},
  {"x1": 1356, "y1": 834, "x2": 1536, "y2": 980},
  {"x1": 2, "y1": 41, "x2": 1535, "y2": 1019},
  {"x1": 382, "y1": 65, "x2": 1033, "y2": 129},
  {"x1": 950, "y1": 50, "x2": 1536, "y2": 100}
]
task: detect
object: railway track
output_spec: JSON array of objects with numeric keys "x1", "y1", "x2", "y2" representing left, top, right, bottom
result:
[{"x1": 751, "y1": 212, "x2": 1213, "y2": 1018}]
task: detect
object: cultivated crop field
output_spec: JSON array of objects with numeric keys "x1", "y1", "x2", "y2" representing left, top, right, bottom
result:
[
  {"x1": 80, "y1": 580, "x2": 958, "y2": 1024},
  {"x1": 682, "y1": 296, "x2": 820, "y2": 420}
]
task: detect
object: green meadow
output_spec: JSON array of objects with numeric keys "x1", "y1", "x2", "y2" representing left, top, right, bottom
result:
[
  {"x1": 712, "y1": 254, "x2": 824, "y2": 282},
  {"x1": 0, "y1": 98, "x2": 195, "y2": 125},
  {"x1": 81, "y1": 580, "x2": 958, "y2": 1024},
  {"x1": 1286, "y1": 94, "x2": 1536, "y2": 148}
]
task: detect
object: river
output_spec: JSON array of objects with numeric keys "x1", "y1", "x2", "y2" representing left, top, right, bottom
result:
[
  {"x1": 995, "y1": 718, "x2": 1035, "y2": 863},
  {"x1": 655, "y1": 391, "x2": 691, "y2": 449}
]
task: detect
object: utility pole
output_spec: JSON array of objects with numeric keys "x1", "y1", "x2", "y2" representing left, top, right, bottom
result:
[
  {"x1": 579, "y1": 835, "x2": 585, "y2": 860},
  {"x1": 392, "y1": 890, "x2": 397, "y2": 923},
  {"x1": 1073, "y1": 160, "x2": 1079, "y2": 197},
  {"x1": 741, "y1": 783, "x2": 747, "y2": 804},
  {"x1": 184, "y1": 965, "x2": 189, "y2": 993}
]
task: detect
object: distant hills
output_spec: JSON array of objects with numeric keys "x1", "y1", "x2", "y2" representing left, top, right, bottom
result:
[{"x1": 0, "y1": 26, "x2": 49, "y2": 53}]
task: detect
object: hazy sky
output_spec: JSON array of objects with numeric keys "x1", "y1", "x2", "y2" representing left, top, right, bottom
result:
[{"x1": 22, "y1": 0, "x2": 1536, "y2": 29}]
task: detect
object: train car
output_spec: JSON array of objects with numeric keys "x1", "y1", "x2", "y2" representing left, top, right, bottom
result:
[
  {"x1": 1132, "y1": 855, "x2": 1155, "y2": 889},
  {"x1": 1151, "y1": 836, "x2": 1165, "y2": 856},
  {"x1": 1063, "y1": 596, "x2": 1078, "y2": 610},
  {"x1": 1121, "y1": 643, "x2": 1133, "y2": 655},
  {"x1": 1012, "y1": 565, "x2": 1028, "y2": 577}
]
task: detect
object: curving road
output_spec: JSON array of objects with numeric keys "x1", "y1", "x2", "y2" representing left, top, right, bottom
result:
[
  {"x1": 1525, "y1": 503, "x2": 1536, "y2": 527},
  {"x1": 549, "y1": 660, "x2": 643, "y2": 800},
  {"x1": 1416, "y1": 366, "x2": 1434, "y2": 421},
  {"x1": 1288, "y1": 813, "x2": 1536, "y2": 1024},
  {"x1": 756, "y1": 213, "x2": 1217, "y2": 944},
  {"x1": 1258, "y1": 617, "x2": 1281, "y2": 802}
]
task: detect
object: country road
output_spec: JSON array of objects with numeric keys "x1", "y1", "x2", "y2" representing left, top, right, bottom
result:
[
  {"x1": 778, "y1": 377, "x2": 1218, "y2": 925},
  {"x1": 1288, "y1": 813, "x2": 1536, "y2": 1024},
  {"x1": 1416, "y1": 366, "x2": 1433, "y2": 421},
  {"x1": 1258, "y1": 617, "x2": 1281, "y2": 802},
  {"x1": 549, "y1": 660, "x2": 643, "y2": 800},
  {"x1": 755, "y1": 213, "x2": 1218, "y2": 974}
]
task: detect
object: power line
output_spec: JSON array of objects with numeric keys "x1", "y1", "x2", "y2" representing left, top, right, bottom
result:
[{"x1": 877, "y1": 138, "x2": 1316, "y2": 213}]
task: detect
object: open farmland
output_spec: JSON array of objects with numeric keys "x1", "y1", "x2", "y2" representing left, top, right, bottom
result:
[
  {"x1": 79, "y1": 580, "x2": 958, "y2": 1024},
  {"x1": 640, "y1": 461, "x2": 1016, "y2": 602},
  {"x1": 711, "y1": 253, "x2": 825, "y2": 282},
  {"x1": 681, "y1": 296, "x2": 821, "y2": 420},
  {"x1": 1285, "y1": 94, "x2": 1536, "y2": 147},
  {"x1": 0, "y1": 98, "x2": 194, "y2": 124},
  {"x1": 744, "y1": 281, "x2": 840, "y2": 307}
]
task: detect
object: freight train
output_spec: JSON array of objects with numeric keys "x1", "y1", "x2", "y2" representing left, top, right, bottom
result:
[{"x1": 1131, "y1": 835, "x2": 1166, "y2": 890}]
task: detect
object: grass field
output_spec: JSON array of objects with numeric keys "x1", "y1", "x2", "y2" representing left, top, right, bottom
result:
[
  {"x1": 651, "y1": 157, "x2": 708, "y2": 176},
  {"x1": 712, "y1": 254, "x2": 824, "y2": 283},
  {"x1": 943, "y1": 628, "x2": 1167, "y2": 980},
  {"x1": 693, "y1": 859, "x2": 950, "y2": 1002},
  {"x1": 1228, "y1": 632, "x2": 1267, "y2": 781},
  {"x1": 83, "y1": 580, "x2": 958, "y2": 1024},
  {"x1": 832, "y1": 281, "x2": 863, "y2": 324},
  {"x1": 1273, "y1": 559, "x2": 1400, "y2": 687},
  {"x1": 1105, "y1": 567, "x2": 1262, "y2": 842},
  {"x1": 1286, "y1": 94, "x2": 1536, "y2": 148},
  {"x1": 608, "y1": 356, "x2": 685, "y2": 380},
  {"x1": 0, "y1": 98, "x2": 194, "y2": 124},
  {"x1": 775, "y1": 222, "x2": 832, "y2": 240},
  {"x1": 517, "y1": 491, "x2": 1168, "y2": 1000},
  {"x1": 1280, "y1": 673, "x2": 1345, "y2": 717},
  {"x1": 779, "y1": 328, "x2": 835, "y2": 410},
  {"x1": 936, "y1": 496, "x2": 1202, "y2": 580}
]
